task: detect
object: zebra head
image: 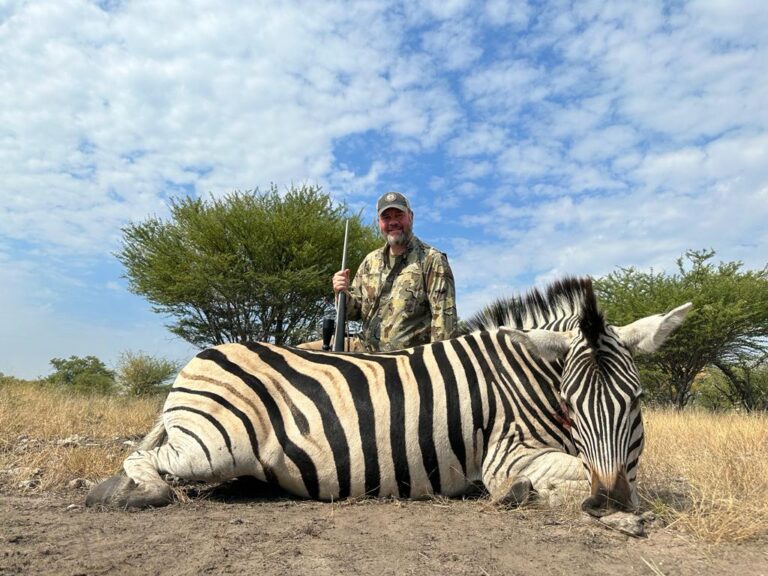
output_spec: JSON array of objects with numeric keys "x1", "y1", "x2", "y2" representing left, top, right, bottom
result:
[{"x1": 504, "y1": 297, "x2": 692, "y2": 516}]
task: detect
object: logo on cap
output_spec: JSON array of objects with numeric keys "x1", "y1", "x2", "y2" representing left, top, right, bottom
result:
[{"x1": 386, "y1": 193, "x2": 397, "y2": 201}]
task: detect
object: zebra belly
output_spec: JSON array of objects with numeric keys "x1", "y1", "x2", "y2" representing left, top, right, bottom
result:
[{"x1": 160, "y1": 405, "x2": 479, "y2": 500}]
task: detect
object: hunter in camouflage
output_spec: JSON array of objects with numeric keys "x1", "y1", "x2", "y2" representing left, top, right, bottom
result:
[
  {"x1": 333, "y1": 191, "x2": 457, "y2": 352},
  {"x1": 347, "y1": 235, "x2": 457, "y2": 351}
]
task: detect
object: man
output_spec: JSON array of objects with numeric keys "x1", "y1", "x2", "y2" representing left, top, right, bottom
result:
[{"x1": 332, "y1": 191, "x2": 457, "y2": 352}]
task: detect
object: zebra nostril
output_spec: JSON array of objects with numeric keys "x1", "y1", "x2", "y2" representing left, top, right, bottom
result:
[{"x1": 581, "y1": 494, "x2": 608, "y2": 517}]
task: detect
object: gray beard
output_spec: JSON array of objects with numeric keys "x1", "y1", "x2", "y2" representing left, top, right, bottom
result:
[{"x1": 386, "y1": 231, "x2": 409, "y2": 247}]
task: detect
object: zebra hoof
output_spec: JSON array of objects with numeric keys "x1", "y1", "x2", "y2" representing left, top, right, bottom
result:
[
  {"x1": 85, "y1": 474, "x2": 173, "y2": 509},
  {"x1": 491, "y1": 476, "x2": 533, "y2": 507},
  {"x1": 85, "y1": 474, "x2": 133, "y2": 508},
  {"x1": 124, "y1": 482, "x2": 174, "y2": 509}
]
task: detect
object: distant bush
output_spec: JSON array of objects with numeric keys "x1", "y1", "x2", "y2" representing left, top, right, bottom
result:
[
  {"x1": 116, "y1": 351, "x2": 180, "y2": 396},
  {"x1": 47, "y1": 355, "x2": 115, "y2": 394}
]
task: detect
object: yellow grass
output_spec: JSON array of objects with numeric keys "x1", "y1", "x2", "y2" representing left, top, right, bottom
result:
[
  {"x1": 0, "y1": 382, "x2": 161, "y2": 440},
  {"x1": 639, "y1": 409, "x2": 768, "y2": 543},
  {"x1": 0, "y1": 382, "x2": 162, "y2": 489},
  {"x1": 2, "y1": 382, "x2": 767, "y2": 542}
]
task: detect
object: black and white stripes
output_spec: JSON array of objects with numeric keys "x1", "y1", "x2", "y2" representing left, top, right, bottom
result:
[{"x1": 88, "y1": 277, "x2": 691, "y2": 512}]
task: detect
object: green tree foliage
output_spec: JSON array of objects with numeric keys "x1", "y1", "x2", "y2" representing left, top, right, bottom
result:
[
  {"x1": 595, "y1": 249, "x2": 768, "y2": 409},
  {"x1": 708, "y1": 354, "x2": 768, "y2": 412},
  {"x1": 117, "y1": 184, "x2": 380, "y2": 347},
  {"x1": 47, "y1": 355, "x2": 115, "y2": 394},
  {"x1": 116, "y1": 351, "x2": 181, "y2": 396}
]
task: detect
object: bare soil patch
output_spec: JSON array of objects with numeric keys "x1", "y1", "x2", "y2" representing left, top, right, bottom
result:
[{"x1": 2, "y1": 485, "x2": 766, "y2": 576}]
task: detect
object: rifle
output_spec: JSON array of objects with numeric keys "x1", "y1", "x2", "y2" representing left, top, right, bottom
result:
[
  {"x1": 321, "y1": 317, "x2": 335, "y2": 351},
  {"x1": 332, "y1": 220, "x2": 350, "y2": 352}
]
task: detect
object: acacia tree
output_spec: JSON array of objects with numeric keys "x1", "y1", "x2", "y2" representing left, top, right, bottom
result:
[
  {"x1": 118, "y1": 185, "x2": 380, "y2": 347},
  {"x1": 595, "y1": 249, "x2": 768, "y2": 409}
]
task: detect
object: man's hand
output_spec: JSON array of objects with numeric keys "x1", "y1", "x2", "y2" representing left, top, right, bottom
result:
[{"x1": 333, "y1": 269, "x2": 351, "y2": 296}]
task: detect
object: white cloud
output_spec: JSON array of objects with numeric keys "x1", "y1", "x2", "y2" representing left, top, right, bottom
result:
[
  {"x1": 569, "y1": 125, "x2": 639, "y2": 163},
  {"x1": 636, "y1": 132, "x2": 768, "y2": 194},
  {"x1": 421, "y1": 20, "x2": 484, "y2": 71},
  {"x1": 413, "y1": 0, "x2": 472, "y2": 21},
  {"x1": 496, "y1": 142, "x2": 561, "y2": 180},
  {"x1": 447, "y1": 124, "x2": 508, "y2": 158},
  {"x1": 635, "y1": 148, "x2": 710, "y2": 191},
  {"x1": 462, "y1": 59, "x2": 548, "y2": 117},
  {"x1": 452, "y1": 169, "x2": 768, "y2": 318},
  {"x1": 686, "y1": 0, "x2": 768, "y2": 40},
  {"x1": 455, "y1": 160, "x2": 494, "y2": 181},
  {"x1": 558, "y1": 2, "x2": 768, "y2": 143},
  {"x1": 483, "y1": 0, "x2": 530, "y2": 28},
  {"x1": 1, "y1": 0, "x2": 767, "y2": 377},
  {"x1": 0, "y1": 0, "x2": 462, "y2": 258}
]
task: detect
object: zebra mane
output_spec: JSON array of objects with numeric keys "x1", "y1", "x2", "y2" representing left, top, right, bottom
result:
[{"x1": 461, "y1": 276, "x2": 606, "y2": 345}]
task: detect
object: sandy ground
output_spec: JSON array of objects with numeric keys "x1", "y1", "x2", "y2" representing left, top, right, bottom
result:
[{"x1": 2, "y1": 482, "x2": 767, "y2": 576}]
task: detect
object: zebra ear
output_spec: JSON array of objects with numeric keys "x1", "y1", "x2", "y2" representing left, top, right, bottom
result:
[
  {"x1": 615, "y1": 303, "x2": 693, "y2": 355},
  {"x1": 501, "y1": 328, "x2": 573, "y2": 362}
]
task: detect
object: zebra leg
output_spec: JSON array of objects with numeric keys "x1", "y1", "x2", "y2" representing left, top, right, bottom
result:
[
  {"x1": 515, "y1": 449, "x2": 589, "y2": 507},
  {"x1": 486, "y1": 475, "x2": 534, "y2": 506},
  {"x1": 484, "y1": 448, "x2": 589, "y2": 508},
  {"x1": 85, "y1": 471, "x2": 173, "y2": 509},
  {"x1": 86, "y1": 418, "x2": 174, "y2": 509},
  {"x1": 84, "y1": 473, "x2": 140, "y2": 508},
  {"x1": 84, "y1": 448, "x2": 174, "y2": 509},
  {"x1": 119, "y1": 447, "x2": 176, "y2": 508}
]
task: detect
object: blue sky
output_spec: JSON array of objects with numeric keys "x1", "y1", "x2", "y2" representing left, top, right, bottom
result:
[{"x1": 2, "y1": 0, "x2": 767, "y2": 379}]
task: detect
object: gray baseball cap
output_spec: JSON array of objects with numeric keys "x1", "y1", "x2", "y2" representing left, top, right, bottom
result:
[{"x1": 376, "y1": 191, "x2": 411, "y2": 215}]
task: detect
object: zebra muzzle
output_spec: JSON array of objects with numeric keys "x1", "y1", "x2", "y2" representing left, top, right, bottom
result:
[{"x1": 581, "y1": 469, "x2": 633, "y2": 517}]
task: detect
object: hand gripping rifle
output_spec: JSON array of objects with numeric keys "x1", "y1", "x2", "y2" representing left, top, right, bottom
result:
[{"x1": 332, "y1": 220, "x2": 350, "y2": 352}]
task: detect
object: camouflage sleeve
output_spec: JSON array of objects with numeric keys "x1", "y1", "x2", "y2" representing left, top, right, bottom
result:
[
  {"x1": 345, "y1": 258, "x2": 366, "y2": 321},
  {"x1": 425, "y1": 251, "x2": 457, "y2": 341}
]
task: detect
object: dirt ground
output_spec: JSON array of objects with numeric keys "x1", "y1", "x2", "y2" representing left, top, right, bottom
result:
[{"x1": 2, "y1": 482, "x2": 767, "y2": 576}]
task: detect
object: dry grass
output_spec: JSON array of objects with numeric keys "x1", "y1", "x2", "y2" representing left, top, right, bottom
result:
[
  {"x1": 0, "y1": 382, "x2": 162, "y2": 489},
  {"x1": 2, "y1": 382, "x2": 767, "y2": 542},
  {"x1": 0, "y1": 381, "x2": 160, "y2": 440},
  {"x1": 639, "y1": 408, "x2": 768, "y2": 543}
]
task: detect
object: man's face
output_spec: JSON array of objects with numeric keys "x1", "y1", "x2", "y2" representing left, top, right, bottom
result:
[{"x1": 378, "y1": 207, "x2": 413, "y2": 247}]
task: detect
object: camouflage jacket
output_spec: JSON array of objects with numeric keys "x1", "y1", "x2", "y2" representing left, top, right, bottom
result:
[{"x1": 346, "y1": 235, "x2": 457, "y2": 352}]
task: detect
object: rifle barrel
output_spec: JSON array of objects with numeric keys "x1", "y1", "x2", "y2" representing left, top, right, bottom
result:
[{"x1": 333, "y1": 220, "x2": 350, "y2": 352}]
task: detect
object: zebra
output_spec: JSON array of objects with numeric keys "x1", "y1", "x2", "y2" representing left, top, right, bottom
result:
[{"x1": 86, "y1": 277, "x2": 691, "y2": 515}]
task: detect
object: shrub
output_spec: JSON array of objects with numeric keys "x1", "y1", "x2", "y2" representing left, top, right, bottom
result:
[{"x1": 116, "y1": 351, "x2": 180, "y2": 396}]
